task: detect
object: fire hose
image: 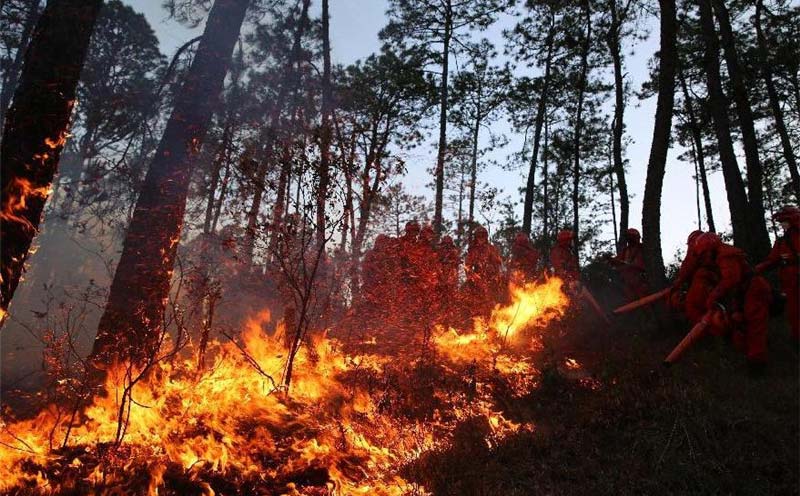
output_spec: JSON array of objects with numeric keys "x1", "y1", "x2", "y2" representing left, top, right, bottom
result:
[{"x1": 612, "y1": 287, "x2": 671, "y2": 315}]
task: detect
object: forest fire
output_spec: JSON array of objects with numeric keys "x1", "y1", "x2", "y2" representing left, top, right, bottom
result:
[{"x1": 0, "y1": 277, "x2": 569, "y2": 495}]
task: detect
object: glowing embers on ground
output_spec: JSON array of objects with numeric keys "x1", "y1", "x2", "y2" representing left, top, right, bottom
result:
[{"x1": 0, "y1": 277, "x2": 570, "y2": 495}]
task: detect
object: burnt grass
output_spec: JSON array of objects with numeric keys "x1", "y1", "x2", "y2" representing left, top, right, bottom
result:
[{"x1": 407, "y1": 310, "x2": 799, "y2": 496}]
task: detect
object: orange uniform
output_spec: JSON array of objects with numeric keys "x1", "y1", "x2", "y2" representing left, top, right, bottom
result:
[
  {"x1": 550, "y1": 230, "x2": 579, "y2": 281},
  {"x1": 756, "y1": 206, "x2": 799, "y2": 340},
  {"x1": 509, "y1": 232, "x2": 540, "y2": 281},
  {"x1": 672, "y1": 230, "x2": 717, "y2": 324},
  {"x1": 464, "y1": 226, "x2": 505, "y2": 316},
  {"x1": 612, "y1": 228, "x2": 648, "y2": 299},
  {"x1": 695, "y1": 234, "x2": 772, "y2": 364}
]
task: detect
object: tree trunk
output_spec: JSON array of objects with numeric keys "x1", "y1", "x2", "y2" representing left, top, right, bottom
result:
[
  {"x1": 211, "y1": 156, "x2": 232, "y2": 233},
  {"x1": 522, "y1": 14, "x2": 555, "y2": 235},
  {"x1": 697, "y1": 0, "x2": 752, "y2": 254},
  {"x1": 608, "y1": 0, "x2": 629, "y2": 248},
  {"x1": 678, "y1": 66, "x2": 716, "y2": 232},
  {"x1": 91, "y1": 0, "x2": 250, "y2": 365},
  {"x1": 542, "y1": 113, "x2": 550, "y2": 249},
  {"x1": 711, "y1": 0, "x2": 770, "y2": 260},
  {"x1": 571, "y1": 0, "x2": 591, "y2": 263},
  {"x1": 204, "y1": 122, "x2": 231, "y2": 234},
  {"x1": 0, "y1": 0, "x2": 102, "y2": 321},
  {"x1": 468, "y1": 102, "x2": 481, "y2": 231},
  {"x1": 755, "y1": 0, "x2": 800, "y2": 202},
  {"x1": 433, "y1": 1, "x2": 452, "y2": 233},
  {"x1": 641, "y1": 0, "x2": 677, "y2": 289},
  {"x1": 316, "y1": 0, "x2": 332, "y2": 248},
  {"x1": 0, "y1": 0, "x2": 42, "y2": 140}
]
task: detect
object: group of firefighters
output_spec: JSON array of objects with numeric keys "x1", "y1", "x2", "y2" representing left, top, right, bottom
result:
[{"x1": 358, "y1": 205, "x2": 799, "y2": 369}]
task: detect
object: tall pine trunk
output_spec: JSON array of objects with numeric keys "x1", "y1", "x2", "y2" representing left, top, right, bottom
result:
[
  {"x1": 678, "y1": 66, "x2": 716, "y2": 232},
  {"x1": 641, "y1": 0, "x2": 677, "y2": 289},
  {"x1": 91, "y1": 0, "x2": 250, "y2": 365},
  {"x1": 755, "y1": 0, "x2": 800, "y2": 202},
  {"x1": 711, "y1": 0, "x2": 770, "y2": 260},
  {"x1": 697, "y1": 0, "x2": 752, "y2": 254},
  {"x1": 571, "y1": 0, "x2": 591, "y2": 263},
  {"x1": 316, "y1": 0, "x2": 332, "y2": 248},
  {"x1": 433, "y1": 1, "x2": 452, "y2": 233},
  {"x1": 522, "y1": 15, "x2": 555, "y2": 235},
  {"x1": 608, "y1": 0, "x2": 629, "y2": 248},
  {"x1": 468, "y1": 96, "x2": 481, "y2": 230},
  {"x1": 0, "y1": 0, "x2": 102, "y2": 320}
]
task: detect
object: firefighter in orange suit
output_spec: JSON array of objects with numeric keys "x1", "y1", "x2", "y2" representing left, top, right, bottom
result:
[{"x1": 756, "y1": 206, "x2": 800, "y2": 341}]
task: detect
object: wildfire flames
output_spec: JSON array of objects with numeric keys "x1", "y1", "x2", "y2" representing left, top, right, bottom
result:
[{"x1": 0, "y1": 277, "x2": 570, "y2": 495}]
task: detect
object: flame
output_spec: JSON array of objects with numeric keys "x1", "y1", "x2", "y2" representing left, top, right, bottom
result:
[
  {"x1": 0, "y1": 278, "x2": 572, "y2": 494},
  {"x1": 0, "y1": 178, "x2": 52, "y2": 231}
]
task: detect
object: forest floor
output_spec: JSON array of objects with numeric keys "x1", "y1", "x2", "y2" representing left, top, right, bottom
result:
[{"x1": 408, "y1": 309, "x2": 800, "y2": 496}]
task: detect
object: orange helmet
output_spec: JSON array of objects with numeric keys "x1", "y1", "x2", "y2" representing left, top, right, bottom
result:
[
  {"x1": 557, "y1": 230, "x2": 574, "y2": 245},
  {"x1": 687, "y1": 230, "x2": 704, "y2": 248},
  {"x1": 404, "y1": 220, "x2": 420, "y2": 237},
  {"x1": 774, "y1": 205, "x2": 800, "y2": 226},
  {"x1": 693, "y1": 232, "x2": 721, "y2": 256},
  {"x1": 626, "y1": 228, "x2": 640, "y2": 243},
  {"x1": 473, "y1": 225, "x2": 489, "y2": 242}
]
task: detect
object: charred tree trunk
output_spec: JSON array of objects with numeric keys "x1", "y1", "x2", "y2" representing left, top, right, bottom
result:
[
  {"x1": 522, "y1": 15, "x2": 555, "y2": 236},
  {"x1": 678, "y1": 66, "x2": 716, "y2": 232},
  {"x1": 0, "y1": 0, "x2": 102, "y2": 320},
  {"x1": 91, "y1": 0, "x2": 250, "y2": 365},
  {"x1": 316, "y1": 0, "x2": 332, "y2": 248},
  {"x1": 755, "y1": 0, "x2": 800, "y2": 202},
  {"x1": 697, "y1": 0, "x2": 752, "y2": 254},
  {"x1": 433, "y1": 1, "x2": 452, "y2": 234},
  {"x1": 571, "y1": 0, "x2": 591, "y2": 263},
  {"x1": 211, "y1": 157, "x2": 232, "y2": 233},
  {"x1": 711, "y1": 0, "x2": 770, "y2": 260},
  {"x1": 641, "y1": 0, "x2": 677, "y2": 289},
  {"x1": 607, "y1": 0, "x2": 629, "y2": 249},
  {"x1": 0, "y1": 0, "x2": 42, "y2": 139},
  {"x1": 542, "y1": 113, "x2": 550, "y2": 250}
]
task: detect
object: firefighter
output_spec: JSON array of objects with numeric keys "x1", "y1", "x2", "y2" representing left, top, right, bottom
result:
[
  {"x1": 610, "y1": 228, "x2": 648, "y2": 300},
  {"x1": 550, "y1": 229, "x2": 579, "y2": 282},
  {"x1": 693, "y1": 232, "x2": 773, "y2": 366},
  {"x1": 670, "y1": 230, "x2": 718, "y2": 324},
  {"x1": 509, "y1": 232, "x2": 540, "y2": 281},
  {"x1": 436, "y1": 235, "x2": 461, "y2": 325},
  {"x1": 756, "y1": 205, "x2": 800, "y2": 341},
  {"x1": 464, "y1": 225, "x2": 505, "y2": 316},
  {"x1": 360, "y1": 234, "x2": 399, "y2": 325}
]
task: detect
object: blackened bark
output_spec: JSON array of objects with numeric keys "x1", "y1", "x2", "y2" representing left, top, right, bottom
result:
[
  {"x1": 204, "y1": 123, "x2": 231, "y2": 234},
  {"x1": 0, "y1": 0, "x2": 102, "y2": 319},
  {"x1": 433, "y1": 1, "x2": 452, "y2": 234},
  {"x1": 641, "y1": 0, "x2": 677, "y2": 289},
  {"x1": 697, "y1": 0, "x2": 752, "y2": 254},
  {"x1": 572, "y1": 0, "x2": 591, "y2": 263},
  {"x1": 91, "y1": 0, "x2": 250, "y2": 365},
  {"x1": 755, "y1": 0, "x2": 800, "y2": 202},
  {"x1": 522, "y1": 15, "x2": 555, "y2": 236},
  {"x1": 711, "y1": 0, "x2": 770, "y2": 260},
  {"x1": 468, "y1": 96, "x2": 481, "y2": 230},
  {"x1": 678, "y1": 66, "x2": 716, "y2": 232},
  {"x1": 316, "y1": 0, "x2": 333, "y2": 248}
]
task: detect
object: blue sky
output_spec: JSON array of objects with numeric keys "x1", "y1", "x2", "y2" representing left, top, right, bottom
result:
[{"x1": 126, "y1": 0, "x2": 734, "y2": 263}]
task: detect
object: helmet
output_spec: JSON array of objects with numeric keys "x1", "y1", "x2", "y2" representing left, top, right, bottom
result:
[
  {"x1": 404, "y1": 220, "x2": 420, "y2": 237},
  {"x1": 626, "y1": 228, "x2": 640, "y2": 243},
  {"x1": 419, "y1": 224, "x2": 435, "y2": 243},
  {"x1": 774, "y1": 205, "x2": 800, "y2": 226},
  {"x1": 687, "y1": 230, "x2": 704, "y2": 247},
  {"x1": 514, "y1": 232, "x2": 530, "y2": 245},
  {"x1": 374, "y1": 234, "x2": 390, "y2": 249},
  {"x1": 473, "y1": 225, "x2": 489, "y2": 243},
  {"x1": 693, "y1": 232, "x2": 721, "y2": 256},
  {"x1": 557, "y1": 230, "x2": 574, "y2": 245},
  {"x1": 440, "y1": 235, "x2": 455, "y2": 248}
]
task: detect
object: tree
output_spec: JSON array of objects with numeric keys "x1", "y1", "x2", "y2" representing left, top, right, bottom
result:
[
  {"x1": 711, "y1": 0, "x2": 770, "y2": 260},
  {"x1": 0, "y1": 0, "x2": 42, "y2": 136},
  {"x1": 0, "y1": 0, "x2": 103, "y2": 321},
  {"x1": 91, "y1": 0, "x2": 251, "y2": 366},
  {"x1": 316, "y1": 0, "x2": 333, "y2": 248},
  {"x1": 641, "y1": 0, "x2": 676, "y2": 288},
  {"x1": 448, "y1": 40, "x2": 510, "y2": 238},
  {"x1": 381, "y1": 0, "x2": 511, "y2": 233}
]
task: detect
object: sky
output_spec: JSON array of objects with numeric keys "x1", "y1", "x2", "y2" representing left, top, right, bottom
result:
[{"x1": 125, "y1": 0, "x2": 735, "y2": 264}]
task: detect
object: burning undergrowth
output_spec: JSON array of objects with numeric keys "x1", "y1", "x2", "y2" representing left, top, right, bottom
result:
[{"x1": 0, "y1": 277, "x2": 569, "y2": 495}]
